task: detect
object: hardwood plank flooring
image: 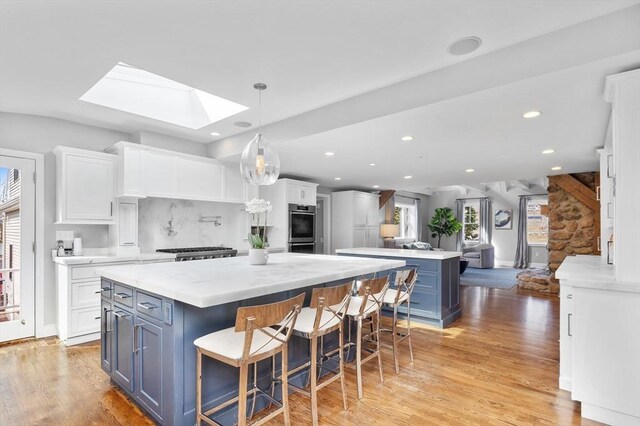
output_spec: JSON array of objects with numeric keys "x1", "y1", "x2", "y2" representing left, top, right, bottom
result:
[{"x1": 0, "y1": 286, "x2": 601, "y2": 425}]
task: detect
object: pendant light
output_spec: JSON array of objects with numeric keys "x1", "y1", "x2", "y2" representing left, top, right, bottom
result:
[{"x1": 240, "y1": 83, "x2": 280, "y2": 185}]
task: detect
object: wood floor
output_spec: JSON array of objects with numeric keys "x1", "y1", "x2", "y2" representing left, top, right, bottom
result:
[{"x1": 0, "y1": 286, "x2": 600, "y2": 426}]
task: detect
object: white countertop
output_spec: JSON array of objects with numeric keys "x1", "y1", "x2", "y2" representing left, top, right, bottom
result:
[
  {"x1": 335, "y1": 247, "x2": 462, "y2": 260},
  {"x1": 98, "y1": 253, "x2": 405, "y2": 308},
  {"x1": 52, "y1": 249, "x2": 176, "y2": 265},
  {"x1": 556, "y1": 255, "x2": 640, "y2": 293}
]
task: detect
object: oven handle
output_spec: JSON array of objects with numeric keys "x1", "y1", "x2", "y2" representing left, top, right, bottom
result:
[
  {"x1": 290, "y1": 211, "x2": 315, "y2": 216},
  {"x1": 290, "y1": 243, "x2": 315, "y2": 246}
]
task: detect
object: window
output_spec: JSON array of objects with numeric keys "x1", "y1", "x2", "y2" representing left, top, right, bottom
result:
[
  {"x1": 12, "y1": 169, "x2": 19, "y2": 182},
  {"x1": 463, "y1": 201, "x2": 480, "y2": 243},
  {"x1": 527, "y1": 198, "x2": 548, "y2": 245},
  {"x1": 394, "y1": 202, "x2": 417, "y2": 239}
]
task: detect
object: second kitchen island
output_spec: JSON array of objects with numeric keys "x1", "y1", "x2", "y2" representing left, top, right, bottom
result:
[{"x1": 98, "y1": 253, "x2": 404, "y2": 425}]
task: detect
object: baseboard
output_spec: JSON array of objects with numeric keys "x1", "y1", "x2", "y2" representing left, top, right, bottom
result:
[
  {"x1": 65, "y1": 332, "x2": 100, "y2": 346},
  {"x1": 38, "y1": 323, "x2": 58, "y2": 338},
  {"x1": 581, "y1": 402, "x2": 640, "y2": 425},
  {"x1": 558, "y1": 376, "x2": 572, "y2": 392}
]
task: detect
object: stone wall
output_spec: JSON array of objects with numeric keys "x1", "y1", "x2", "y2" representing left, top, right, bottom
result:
[
  {"x1": 547, "y1": 172, "x2": 598, "y2": 272},
  {"x1": 517, "y1": 172, "x2": 597, "y2": 294}
]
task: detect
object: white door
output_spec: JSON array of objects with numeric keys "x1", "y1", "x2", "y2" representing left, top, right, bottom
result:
[{"x1": 0, "y1": 155, "x2": 36, "y2": 342}]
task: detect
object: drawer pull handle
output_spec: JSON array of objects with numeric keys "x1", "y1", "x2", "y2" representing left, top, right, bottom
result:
[
  {"x1": 113, "y1": 311, "x2": 131, "y2": 319},
  {"x1": 138, "y1": 302, "x2": 158, "y2": 311},
  {"x1": 568, "y1": 313, "x2": 572, "y2": 337},
  {"x1": 114, "y1": 292, "x2": 132, "y2": 301},
  {"x1": 94, "y1": 316, "x2": 101, "y2": 320}
]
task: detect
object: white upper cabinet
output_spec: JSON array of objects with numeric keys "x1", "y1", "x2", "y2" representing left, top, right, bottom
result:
[
  {"x1": 106, "y1": 142, "x2": 144, "y2": 197},
  {"x1": 177, "y1": 156, "x2": 224, "y2": 201},
  {"x1": 143, "y1": 150, "x2": 178, "y2": 198},
  {"x1": 107, "y1": 142, "x2": 247, "y2": 204},
  {"x1": 286, "y1": 181, "x2": 318, "y2": 206},
  {"x1": 54, "y1": 146, "x2": 116, "y2": 224}
]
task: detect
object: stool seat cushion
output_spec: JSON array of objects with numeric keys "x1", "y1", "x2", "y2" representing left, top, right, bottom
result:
[
  {"x1": 194, "y1": 326, "x2": 286, "y2": 360},
  {"x1": 346, "y1": 296, "x2": 379, "y2": 317},
  {"x1": 289, "y1": 306, "x2": 342, "y2": 334},
  {"x1": 382, "y1": 290, "x2": 410, "y2": 305}
]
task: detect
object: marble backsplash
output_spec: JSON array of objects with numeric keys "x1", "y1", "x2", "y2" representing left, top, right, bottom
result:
[{"x1": 138, "y1": 198, "x2": 248, "y2": 252}]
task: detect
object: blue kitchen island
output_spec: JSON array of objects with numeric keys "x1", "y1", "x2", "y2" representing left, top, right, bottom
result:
[
  {"x1": 98, "y1": 253, "x2": 404, "y2": 425},
  {"x1": 336, "y1": 248, "x2": 462, "y2": 328}
]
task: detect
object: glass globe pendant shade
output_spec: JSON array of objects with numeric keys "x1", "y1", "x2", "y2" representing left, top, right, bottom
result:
[{"x1": 240, "y1": 132, "x2": 280, "y2": 185}]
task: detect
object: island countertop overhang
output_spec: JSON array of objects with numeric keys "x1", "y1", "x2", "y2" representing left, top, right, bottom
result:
[{"x1": 98, "y1": 253, "x2": 405, "y2": 308}]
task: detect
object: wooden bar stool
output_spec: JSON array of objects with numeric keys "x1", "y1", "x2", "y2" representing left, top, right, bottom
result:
[
  {"x1": 345, "y1": 276, "x2": 389, "y2": 400},
  {"x1": 382, "y1": 267, "x2": 418, "y2": 374},
  {"x1": 282, "y1": 281, "x2": 352, "y2": 425},
  {"x1": 194, "y1": 293, "x2": 305, "y2": 426}
]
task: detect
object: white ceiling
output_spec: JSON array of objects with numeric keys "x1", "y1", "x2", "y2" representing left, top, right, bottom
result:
[{"x1": 1, "y1": 1, "x2": 639, "y2": 194}]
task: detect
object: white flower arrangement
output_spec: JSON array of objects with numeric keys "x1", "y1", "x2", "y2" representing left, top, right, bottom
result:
[{"x1": 245, "y1": 198, "x2": 272, "y2": 249}]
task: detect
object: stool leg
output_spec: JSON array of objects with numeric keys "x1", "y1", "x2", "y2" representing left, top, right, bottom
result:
[
  {"x1": 375, "y1": 312, "x2": 384, "y2": 383},
  {"x1": 310, "y1": 335, "x2": 319, "y2": 426},
  {"x1": 392, "y1": 305, "x2": 400, "y2": 374},
  {"x1": 249, "y1": 362, "x2": 258, "y2": 419},
  {"x1": 281, "y1": 345, "x2": 291, "y2": 426},
  {"x1": 338, "y1": 325, "x2": 348, "y2": 411},
  {"x1": 196, "y1": 348, "x2": 202, "y2": 426},
  {"x1": 238, "y1": 363, "x2": 249, "y2": 426},
  {"x1": 356, "y1": 317, "x2": 364, "y2": 400},
  {"x1": 407, "y1": 299, "x2": 414, "y2": 363}
]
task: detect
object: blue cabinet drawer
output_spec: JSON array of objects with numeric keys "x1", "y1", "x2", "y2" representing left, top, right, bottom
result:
[
  {"x1": 417, "y1": 260, "x2": 438, "y2": 272},
  {"x1": 137, "y1": 291, "x2": 163, "y2": 322},
  {"x1": 415, "y1": 272, "x2": 438, "y2": 291},
  {"x1": 113, "y1": 284, "x2": 133, "y2": 307},
  {"x1": 407, "y1": 289, "x2": 438, "y2": 318}
]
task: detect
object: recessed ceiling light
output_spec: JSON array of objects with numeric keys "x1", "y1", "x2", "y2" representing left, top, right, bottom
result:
[
  {"x1": 401, "y1": 136, "x2": 414, "y2": 141},
  {"x1": 551, "y1": 166, "x2": 562, "y2": 171},
  {"x1": 447, "y1": 36, "x2": 483, "y2": 56},
  {"x1": 403, "y1": 175, "x2": 412, "y2": 179},
  {"x1": 210, "y1": 132, "x2": 221, "y2": 136},
  {"x1": 542, "y1": 149, "x2": 554, "y2": 154},
  {"x1": 79, "y1": 62, "x2": 249, "y2": 129},
  {"x1": 234, "y1": 121, "x2": 252, "y2": 128},
  {"x1": 523, "y1": 111, "x2": 541, "y2": 119},
  {"x1": 369, "y1": 163, "x2": 376, "y2": 166},
  {"x1": 465, "y1": 169, "x2": 475, "y2": 173},
  {"x1": 334, "y1": 177, "x2": 342, "y2": 181},
  {"x1": 325, "y1": 152, "x2": 335, "y2": 156},
  {"x1": 373, "y1": 185, "x2": 380, "y2": 189}
]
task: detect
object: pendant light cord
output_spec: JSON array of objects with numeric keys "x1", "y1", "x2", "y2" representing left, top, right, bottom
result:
[{"x1": 258, "y1": 88, "x2": 262, "y2": 130}]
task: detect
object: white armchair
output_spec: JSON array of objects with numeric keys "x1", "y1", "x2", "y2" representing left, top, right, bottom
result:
[{"x1": 462, "y1": 243, "x2": 495, "y2": 269}]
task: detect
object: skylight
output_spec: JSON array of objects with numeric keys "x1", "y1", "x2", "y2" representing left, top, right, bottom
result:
[{"x1": 80, "y1": 62, "x2": 248, "y2": 129}]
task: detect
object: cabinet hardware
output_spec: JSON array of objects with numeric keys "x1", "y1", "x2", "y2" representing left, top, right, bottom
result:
[
  {"x1": 110, "y1": 201, "x2": 113, "y2": 216},
  {"x1": 568, "y1": 313, "x2": 572, "y2": 337},
  {"x1": 567, "y1": 294, "x2": 572, "y2": 299},
  {"x1": 596, "y1": 186, "x2": 601, "y2": 201},
  {"x1": 133, "y1": 324, "x2": 140, "y2": 354},
  {"x1": 104, "y1": 308, "x2": 113, "y2": 333},
  {"x1": 94, "y1": 316, "x2": 101, "y2": 320},
  {"x1": 114, "y1": 292, "x2": 132, "y2": 301},
  {"x1": 113, "y1": 310, "x2": 130, "y2": 319},
  {"x1": 606, "y1": 154, "x2": 614, "y2": 178},
  {"x1": 597, "y1": 237, "x2": 601, "y2": 252},
  {"x1": 137, "y1": 302, "x2": 158, "y2": 311},
  {"x1": 95, "y1": 290, "x2": 102, "y2": 294}
]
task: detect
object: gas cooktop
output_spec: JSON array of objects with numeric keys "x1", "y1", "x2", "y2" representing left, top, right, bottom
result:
[
  {"x1": 156, "y1": 246, "x2": 234, "y2": 254},
  {"x1": 156, "y1": 246, "x2": 238, "y2": 261}
]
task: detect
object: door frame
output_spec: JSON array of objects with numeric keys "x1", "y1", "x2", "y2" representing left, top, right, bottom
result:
[
  {"x1": 316, "y1": 193, "x2": 331, "y2": 255},
  {"x1": 0, "y1": 148, "x2": 45, "y2": 338}
]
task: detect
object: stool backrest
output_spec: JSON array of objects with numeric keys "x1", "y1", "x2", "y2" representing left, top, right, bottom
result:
[
  {"x1": 309, "y1": 281, "x2": 353, "y2": 332},
  {"x1": 392, "y1": 267, "x2": 418, "y2": 304},
  {"x1": 235, "y1": 293, "x2": 304, "y2": 361},
  {"x1": 356, "y1": 276, "x2": 389, "y2": 315}
]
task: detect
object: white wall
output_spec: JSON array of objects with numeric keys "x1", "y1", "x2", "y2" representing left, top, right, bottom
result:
[{"x1": 426, "y1": 187, "x2": 548, "y2": 266}]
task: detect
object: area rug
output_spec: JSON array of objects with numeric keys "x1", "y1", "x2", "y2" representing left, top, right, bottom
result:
[{"x1": 460, "y1": 267, "x2": 519, "y2": 289}]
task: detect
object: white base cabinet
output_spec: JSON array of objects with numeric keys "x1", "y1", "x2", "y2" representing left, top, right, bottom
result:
[
  {"x1": 558, "y1": 284, "x2": 574, "y2": 392},
  {"x1": 55, "y1": 258, "x2": 173, "y2": 346}
]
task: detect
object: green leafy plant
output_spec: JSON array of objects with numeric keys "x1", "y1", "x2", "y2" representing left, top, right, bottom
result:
[{"x1": 428, "y1": 207, "x2": 462, "y2": 248}]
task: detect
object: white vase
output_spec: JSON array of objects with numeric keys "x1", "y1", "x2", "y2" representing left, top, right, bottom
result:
[{"x1": 248, "y1": 248, "x2": 269, "y2": 265}]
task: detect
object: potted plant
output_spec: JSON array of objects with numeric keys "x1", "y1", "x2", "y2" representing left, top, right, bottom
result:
[
  {"x1": 428, "y1": 207, "x2": 462, "y2": 249},
  {"x1": 245, "y1": 198, "x2": 272, "y2": 265}
]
